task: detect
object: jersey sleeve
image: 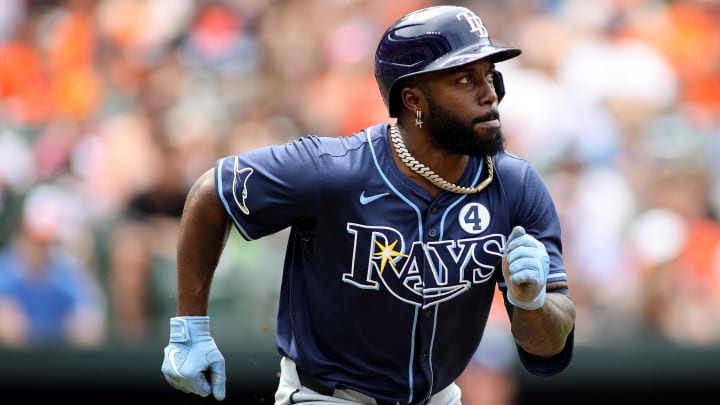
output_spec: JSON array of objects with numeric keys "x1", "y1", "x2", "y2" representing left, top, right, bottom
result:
[{"x1": 214, "y1": 136, "x2": 327, "y2": 241}]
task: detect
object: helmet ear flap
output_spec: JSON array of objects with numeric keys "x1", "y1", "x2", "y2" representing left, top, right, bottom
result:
[{"x1": 492, "y1": 70, "x2": 506, "y2": 103}]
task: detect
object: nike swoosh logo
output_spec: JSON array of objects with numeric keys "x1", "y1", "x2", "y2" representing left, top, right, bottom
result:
[
  {"x1": 360, "y1": 191, "x2": 390, "y2": 205},
  {"x1": 169, "y1": 349, "x2": 181, "y2": 374}
]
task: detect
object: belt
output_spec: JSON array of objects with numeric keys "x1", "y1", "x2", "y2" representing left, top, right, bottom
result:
[{"x1": 295, "y1": 367, "x2": 426, "y2": 405}]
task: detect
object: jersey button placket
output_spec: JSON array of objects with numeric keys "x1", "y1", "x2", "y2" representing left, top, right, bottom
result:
[
  {"x1": 421, "y1": 208, "x2": 439, "y2": 396},
  {"x1": 418, "y1": 305, "x2": 434, "y2": 393}
]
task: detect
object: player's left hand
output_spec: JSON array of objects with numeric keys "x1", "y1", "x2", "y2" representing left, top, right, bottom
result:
[
  {"x1": 502, "y1": 226, "x2": 549, "y2": 311},
  {"x1": 161, "y1": 316, "x2": 226, "y2": 400}
]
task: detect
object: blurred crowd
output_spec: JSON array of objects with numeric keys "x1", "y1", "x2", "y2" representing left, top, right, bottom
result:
[{"x1": 0, "y1": 0, "x2": 718, "y2": 377}]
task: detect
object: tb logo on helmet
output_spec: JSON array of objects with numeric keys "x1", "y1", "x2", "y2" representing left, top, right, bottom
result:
[{"x1": 456, "y1": 10, "x2": 488, "y2": 37}]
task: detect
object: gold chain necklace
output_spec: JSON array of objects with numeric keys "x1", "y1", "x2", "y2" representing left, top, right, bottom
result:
[{"x1": 389, "y1": 124, "x2": 494, "y2": 195}]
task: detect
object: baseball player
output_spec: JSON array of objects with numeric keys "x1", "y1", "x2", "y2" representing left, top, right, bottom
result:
[{"x1": 161, "y1": 5, "x2": 576, "y2": 405}]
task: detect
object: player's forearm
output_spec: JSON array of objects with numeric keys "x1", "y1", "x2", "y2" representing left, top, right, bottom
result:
[
  {"x1": 510, "y1": 290, "x2": 575, "y2": 358},
  {"x1": 175, "y1": 169, "x2": 231, "y2": 316}
]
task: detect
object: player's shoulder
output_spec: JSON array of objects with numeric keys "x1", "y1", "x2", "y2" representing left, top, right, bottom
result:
[
  {"x1": 493, "y1": 150, "x2": 547, "y2": 190},
  {"x1": 493, "y1": 150, "x2": 532, "y2": 172},
  {"x1": 296, "y1": 123, "x2": 387, "y2": 157}
]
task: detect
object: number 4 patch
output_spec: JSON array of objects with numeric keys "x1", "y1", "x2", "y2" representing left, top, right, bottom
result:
[{"x1": 458, "y1": 203, "x2": 491, "y2": 234}]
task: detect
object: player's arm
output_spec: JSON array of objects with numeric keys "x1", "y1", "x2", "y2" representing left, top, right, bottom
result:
[
  {"x1": 502, "y1": 226, "x2": 575, "y2": 359},
  {"x1": 161, "y1": 168, "x2": 230, "y2": 400},
  {"x1": 509, "y1": 282, "x2": 575, "y2": 358},
  {"x1": 175, "y1": 168, "x2": 231, "y2": 316}
]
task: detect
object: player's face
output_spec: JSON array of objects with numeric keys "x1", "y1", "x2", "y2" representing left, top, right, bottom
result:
[
  {"x1": 424, "y1": 92, "x2": 505, "y2": 157},
  {"x1": 422, "y1": 60, "x2": 505, "y2": 157}
]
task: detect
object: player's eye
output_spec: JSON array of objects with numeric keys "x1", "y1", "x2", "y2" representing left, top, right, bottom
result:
[
  {"x1": 457, "y1": 74, "x2": 474, "y2": 84},
  {"x1": 485, "y1": 71, "x2": 495, "y2": 83}
]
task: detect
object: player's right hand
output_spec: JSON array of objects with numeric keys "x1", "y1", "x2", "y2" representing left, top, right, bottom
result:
[{"x1": 161, "y1": 316, "x2": 226, "y2": 401}]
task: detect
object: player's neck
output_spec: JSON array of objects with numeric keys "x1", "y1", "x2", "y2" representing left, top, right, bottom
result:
[{"x1": 389, "y1": 123, "x2": 471, "y2": 197}]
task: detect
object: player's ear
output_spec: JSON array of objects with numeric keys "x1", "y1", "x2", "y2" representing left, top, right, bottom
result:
[{"x1": 400, "y1": 84, "x2": 423, "y2": 116}]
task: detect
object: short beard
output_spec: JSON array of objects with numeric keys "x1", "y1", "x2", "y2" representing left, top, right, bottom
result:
[{"x1": 425, "y1": 95, "x2": 505, "y2": 157}]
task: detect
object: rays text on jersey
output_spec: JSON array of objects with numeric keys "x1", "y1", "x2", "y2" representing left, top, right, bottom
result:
[{"x1": 344, "y1": 223, "x2": 503, "y2": 307}]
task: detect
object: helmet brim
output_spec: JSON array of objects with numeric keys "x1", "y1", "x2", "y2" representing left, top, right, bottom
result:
[{"x1": 401, "y1": 44, "x2": 521, "y2": 81}]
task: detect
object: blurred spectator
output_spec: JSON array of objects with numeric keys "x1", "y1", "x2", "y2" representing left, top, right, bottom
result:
[
  {"x1": 628, "y1": 0, "x2": 720, "y2": 121},
  {"x1": 0, "y1": 129, "x2": 36, "y2": 247},
  {"x1": 106, "y1": 139, "x2": 193, "y2": 344},
  {"x1": 0, "y1": 4, "x2": 51, "y2": 127},
  {"x1": 0, "y1": 0, "x2": 24, "y2": 43},
  {"x1": 626, "y1": 160, "x2": 720, "y2": 345},
  {"x1": 0, "y1": 183, "x2": 107, "y2": 347}
]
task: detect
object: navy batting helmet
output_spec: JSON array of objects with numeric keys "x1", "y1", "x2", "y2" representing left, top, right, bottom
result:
[{"x1": 375, "y1": 5, "x2": 521, "y2": 117}]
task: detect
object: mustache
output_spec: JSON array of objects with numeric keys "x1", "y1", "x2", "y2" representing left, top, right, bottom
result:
[{"x1": 472, "y1": 110, "x2": 500, "y2": 124}]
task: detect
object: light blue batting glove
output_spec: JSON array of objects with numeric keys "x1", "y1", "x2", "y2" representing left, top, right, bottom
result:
[
  {"x1": 161, "y1": 316, "x2": 226, "y2": 400},
  {"x1": 502, "y1": 226, "x2": 550, "y2": 311}
]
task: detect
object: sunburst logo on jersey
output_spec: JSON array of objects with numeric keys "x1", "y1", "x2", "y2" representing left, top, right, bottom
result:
[{"x1": 374, "y1": 239, "x2": 407, "y2": 275}]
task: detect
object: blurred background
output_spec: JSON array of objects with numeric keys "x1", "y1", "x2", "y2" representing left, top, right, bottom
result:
[{"x1": 0, "y1": 0, "x2": 718, "y2": 403}]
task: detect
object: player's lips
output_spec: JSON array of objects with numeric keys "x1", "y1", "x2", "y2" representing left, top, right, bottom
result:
[{"x1": 474, "y1": 119, "x2": 500, "y2": 129}]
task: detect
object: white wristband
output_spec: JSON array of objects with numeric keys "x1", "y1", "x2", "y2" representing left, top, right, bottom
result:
[{"x1": 507, "y1": 288, "x2": 546, "y2": 311}]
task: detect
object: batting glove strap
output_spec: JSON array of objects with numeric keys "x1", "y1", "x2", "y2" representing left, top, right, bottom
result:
[
  {"x1": 507, "y1": 288, "x2": 546, "y2": 311},
  {"x1": 169, "y1": 316, "x2": 211, "y2": 343}
]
